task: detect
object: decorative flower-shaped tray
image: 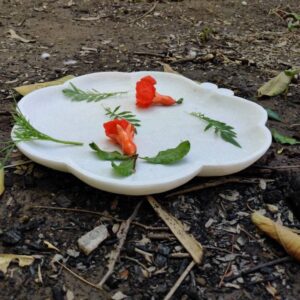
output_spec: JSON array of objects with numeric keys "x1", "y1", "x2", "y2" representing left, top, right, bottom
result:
[{"x1": 14, "y1": 72, "x2": 271, "y2": 195}]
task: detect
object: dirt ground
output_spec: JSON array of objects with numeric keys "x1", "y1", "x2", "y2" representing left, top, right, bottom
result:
[{"x1": 0, "y1": 0, "x2": 300, "y2": 299}]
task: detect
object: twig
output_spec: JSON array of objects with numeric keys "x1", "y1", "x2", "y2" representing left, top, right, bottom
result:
[
  {"x1": 31, "y1": 205, "x2": 167, "y2": 231},
  {"x1": 219, "y1": 235, "x2": 236, "y2": 287},
  {"x1": 224, "y1": 256, "x2": 292, "y2": 282},
  {"x1": 148, "y1": 232, "x2": 175, "y2": 240},
  {"x1": 134, "y1": 223, "x2": 168, "y2": 231},
  {"x1": 134, "y1": 247, "x2": 153, "y2": 263},
  {"x1": 55, "y1": 261, "x2": 103, "y2": 291},
  {"x1": 97, "y1": 201, "x2": 142, "y2": 288},
  {"x1": 32, "y1": 205, "x2": 117, "y2": 219},
  {"x1": 123, "y1": 256, "x2": 149, "y2": 274},
  {"x1": 165, "y1": 177, "x2": 267, "y2": 198},
  {"x1": 169, "y1": 56, "x2": 198, "y2": 65},
  {"x1": 131, "y1": 1, "x2": 158, "y2": 23},
  {"x1": 4, "y1": 160, "x2": 32, "y2": 169},
  {"x1": 169, "y1": 252, "x2": 191, "y2": 258},
  {"x1": 133, "y1": 51, "x2": 165, "y2": 58},
  {"x1": 164, "y1": 260, "x2": 196, "y2": 300},
  {"x1": 290, "y1": 123, "x2": 300, "y2": 128},
  {"x1": 254, "y1": 165, "x2": 300, "y2": 170},
  {"x1": 203, "y1": 245, "x2": 232, "y2": 254}
]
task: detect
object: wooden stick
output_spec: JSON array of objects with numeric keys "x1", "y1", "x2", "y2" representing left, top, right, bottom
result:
[
  {"x1": 97, "y1": 201, "x2": 142, "y2": 288},
  {"x1": 31, "y1": 205, "x2": 167, "y2": 231},
  {"x1": 254, "y1": 165, "x2": 300, "y2": 170},
  {"x1": 147, "y1": 196, "x2": 203, "y2": 264},
  {"x1": 56, "y1": 261, "x2": 103, "y2": 291},
  {"x1": 164, "y1": 260, "x2": 196, "y2": 300},
  {"x1": 133, "y1": 51, "x2": 165, "y2": 58},
  {"x1": 131, "y1": 1, "x2": 158, "y2": 23},
  {"x1": 224, "y1": 256, "x2": 292, "y2": 282},
  {"x1": 166, "y1": 177, "x2": 267, "y2": 198}
]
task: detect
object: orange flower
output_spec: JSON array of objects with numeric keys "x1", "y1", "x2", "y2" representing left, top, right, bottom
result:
[
  {"x1": 136, "y1": 75, "x2": 183, "y2": 108},
  {"x1": 103, "y1": 119, "x2": 137, "y2": 156}
]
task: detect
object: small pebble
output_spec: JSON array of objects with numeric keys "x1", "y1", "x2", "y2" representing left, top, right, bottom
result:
[
  {"x1": 76, "y1": 262, "x2": 87, "y2": 271},
  {"x1": 154, "y1": 254, "x2": 167, "y2": 268},
  {"x1": 157, "y1": 244, "x2": 170, "y2": 256},
  {"x1": 41, "y1": 52, "x2": 50, "y2": 59},
  {"x1": 67, "y1": 249, "x2": 80, "y2": 258},
  {"x1": 55, "y1": 195, "x2": 72, "y2": 208},
  {"x1": 196, "y1": 276, "x2": 206, "y2": 286}
]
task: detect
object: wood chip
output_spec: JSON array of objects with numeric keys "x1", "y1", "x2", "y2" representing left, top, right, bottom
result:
[
  {"x1": 78, "y1": 224, "x2": 109, "y2": 255},
  {"x1": 147, "y1": 196, "x2": 203, "y2": 264},
  {"x1": 0, "y1": 167, "x2": 4, "y2": 196},
  {"x1": 8, "y1": 29, "x2": 35, "y2": 43}
]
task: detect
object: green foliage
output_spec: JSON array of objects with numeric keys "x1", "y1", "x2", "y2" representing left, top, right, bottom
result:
[
  {"x1": 140, "y1": 141, "x2": 190, "y2": 164},
  {"x1": 89, "y1": 142, "x2": 130, "y2": 161},
  {"x1": 111, "y1": 155, "x2": 138, "y2": 176},
  {"x1": 63, "y1": 83, "x2": 127, "y2": 102},
  {"x1": 271, "y1": 129, "x2": 300, "y2": 145},
  {"x1": 12, "y1": 107, "x2": 83, "y2": 146},
  {"x1": 265, "y1": 108, "x2": 282, "y2": 122},
  {"x1": 104, "y1": 106, "x2": 141, "y2": 127},
  {"x1": 190, "y1": 112, "x2": 241, "y2": 148}
]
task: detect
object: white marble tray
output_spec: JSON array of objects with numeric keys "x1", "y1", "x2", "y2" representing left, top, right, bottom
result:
[{"x1": 13, "y1": 72, "x2": 271, "y2": 195}]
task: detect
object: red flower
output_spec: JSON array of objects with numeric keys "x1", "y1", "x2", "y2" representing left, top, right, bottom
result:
[
  {"x1": 136, "y1": 75, "x2": 183, "y2": 108},
  {"x1": 103, "y1": 119, "x2": 137, "y2": 156}
]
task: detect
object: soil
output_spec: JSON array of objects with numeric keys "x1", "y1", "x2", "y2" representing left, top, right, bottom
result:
[{"x1": 0, "y1": 0, "x2": 300, "y2": 299}]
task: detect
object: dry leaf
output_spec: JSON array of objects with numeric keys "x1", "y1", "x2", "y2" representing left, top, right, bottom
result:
[
  {"x1": 112, "y1": 291, "x2": 127, "y2": 300},
  {"x1": 265, "y1": 282, "x2": 281, "y2": 300},
  {"x1": 0, "y1": 167, "x2": 4, "y2": 196},
  {"x1": 44, "y1": 240, "x2": 60, "y2": 252},
  {"x1": 251, "y1": 212, "x2": 300, "y2": 261},
  {"x1": 162, "y1": 63, "x2": 179, "y2": 74},
  {"x1": 0, "y1": 254, "x2": 35, "y2": 274},
  {"x1": 147, "y1": 196, "x2": 203, "y2": 264},
  {"x1": 14, "y1": 75, "x2": 75, "y2": 96},
  {"x1": 8, "y1": 29, "x2": 35, "y2": 43},
  {"x1": 257, "y1": 68, "x2": 300, "y2": 98}
]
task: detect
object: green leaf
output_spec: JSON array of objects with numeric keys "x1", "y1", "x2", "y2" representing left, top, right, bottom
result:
[
  {"x1": 140, "y1": 141, "x2": 190, "y2": 164},
  {"x1": 190, "y1": 112, "x2": 241, "y2": 148},
  {"x1": 12, "y1": 107, "x2": 83, "y2": 146},
  {"x1": 89, "y1": 142, "x2": 130, "y2": 161},
  {"x1": 265, "y1": 108, "x2": 282, "y2": 122},
  {"x1": 271, "y1": 129, "x2": 300, "y2": 145},
  {"x1": 104, "y1": 106, "x2": 141, "y2": 128},
  {"x1": 63, "y1": 83, "x2": 127, "y2": 102},
  {"x1": 111, "y1": 156, "x2": 138, "y2": 176},
  {"x1": 220, "y1": 132, "x2": 241, "y2": 148},
  {"x1": 257, "y1": 68, "x2": 300, "y2": 98}
]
